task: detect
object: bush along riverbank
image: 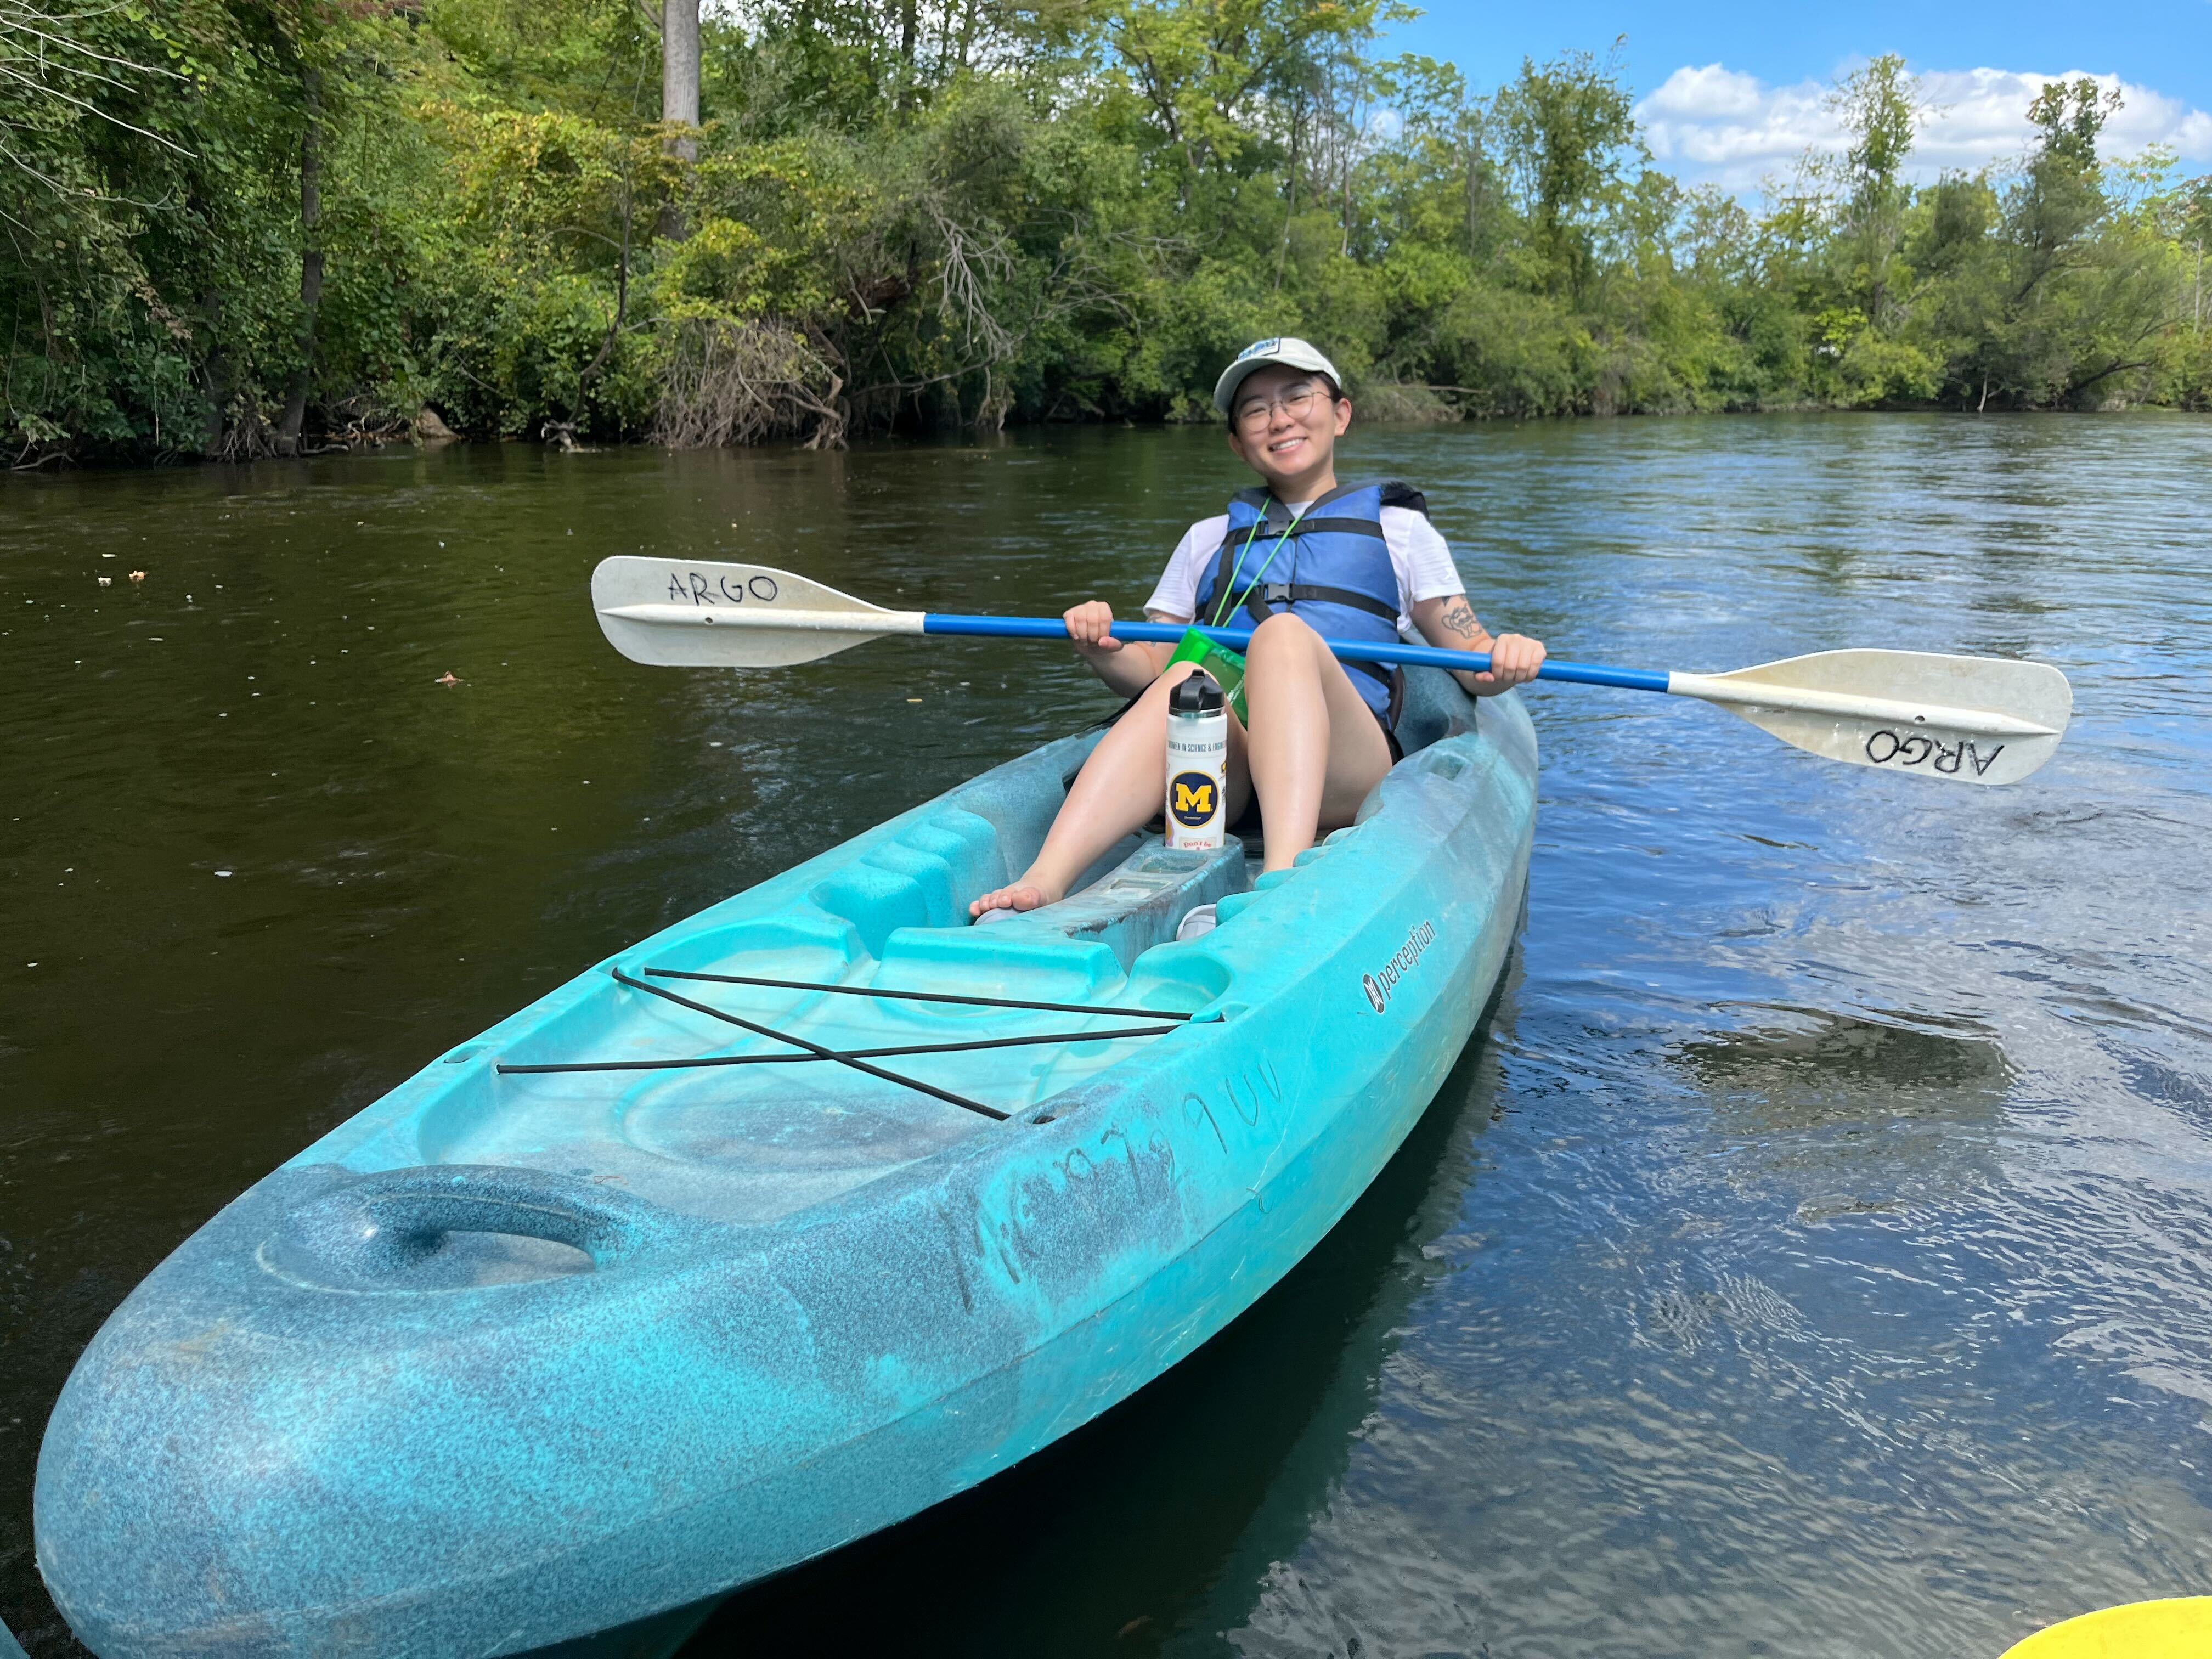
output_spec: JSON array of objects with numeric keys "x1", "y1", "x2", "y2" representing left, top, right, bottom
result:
[{"x1": 2, "y1": 0, "x2": 2209, "y2": 465}]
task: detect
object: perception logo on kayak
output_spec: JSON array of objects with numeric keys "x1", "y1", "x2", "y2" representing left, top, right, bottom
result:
[
  {"x1": 1170, "y1": 772, "x2": 1218, "y2": 827},
  {"x1": 1362, "y1": 919, "x2": 1437, "y2": 1013}
]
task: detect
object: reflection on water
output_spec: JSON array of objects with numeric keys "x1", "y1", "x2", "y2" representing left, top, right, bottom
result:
[
  {"x1": 3, "y1": 415, "x2": 2210, "y2": 1657},
  {"x1": 1673, "y1": 1009, "x2": 2015, "y2": 1233},
  {"x1": 1678, "y1": 1008, "x2": 2014, "y2": 1103}
]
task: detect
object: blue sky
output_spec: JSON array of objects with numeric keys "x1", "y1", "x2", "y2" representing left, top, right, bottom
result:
[{"x1": 1384, "y1": 2, "x2": 2212, "y2": 189}]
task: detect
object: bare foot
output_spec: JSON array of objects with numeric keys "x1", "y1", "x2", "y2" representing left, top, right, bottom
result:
[{"x1": 968, "y1": 882, "x2": 1054, "y2": 919}]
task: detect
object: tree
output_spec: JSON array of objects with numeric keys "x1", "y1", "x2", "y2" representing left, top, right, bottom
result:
[
  {"x1": 1825, "y1": 52, "x2": 1922, "y2": 323},
  {"x1": 1494, "y1": 48, "x2": 1637, "y2": 306},
  {"x1": 2018, "y1": 76, "x2": 2118, "y2": 260},
  {"x1": 1096, "y1": 0, "x2": 1400, "y2": 183}
]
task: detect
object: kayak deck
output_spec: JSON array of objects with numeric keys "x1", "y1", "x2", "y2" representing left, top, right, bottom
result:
[{"x1": 419, "y1": 830, "x2": 1254, "y2": 1231}]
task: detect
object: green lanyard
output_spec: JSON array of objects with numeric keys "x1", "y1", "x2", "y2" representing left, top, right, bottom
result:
[{"x1": 1207, "y1": 500, "x2": 1310, "y2": 629}]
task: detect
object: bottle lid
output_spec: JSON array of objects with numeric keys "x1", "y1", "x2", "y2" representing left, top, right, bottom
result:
[{"x1": 1169, "y1": 671, "x2": 1224, "y2": 714}]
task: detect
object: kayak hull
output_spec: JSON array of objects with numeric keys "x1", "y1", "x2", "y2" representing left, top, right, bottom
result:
[{"x1": 36, "y1": 678, "x2": 1536, "y2": 1656}]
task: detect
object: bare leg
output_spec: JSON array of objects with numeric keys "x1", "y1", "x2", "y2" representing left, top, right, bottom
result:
[
  {"x1": 969, "y1": 660, "x2": 1253, "y2": 916},
  {"x1": 1242, "y1": 612, "x2": 1393, "y2": 872}
]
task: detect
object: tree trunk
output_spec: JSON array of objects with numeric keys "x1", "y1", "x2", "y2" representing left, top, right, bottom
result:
[
  {"x1": 955, "y1": 0, "x2": 977, "y2": 72},
  {"x1": 277, "y1": 66, "x2": 323, "y2": 455},
  {"x1": 659, "y1": 0, "x2": 699, "y2": 236},
  {"x1": 200, "y1": 285, "x2": 228, "y2": 454},
  {"x1": 662, "y1": 0, "x2": 699, "y2": 158},
  {"x1": 1465, "y1": 131, "x2": 1486, "y2": 258},
  {"x1": 1340, "y1": 153, "x2": 1351, "y2": 258},
  {"x1": 895, "y1": 0, "x2": 917, "y2": 109}
]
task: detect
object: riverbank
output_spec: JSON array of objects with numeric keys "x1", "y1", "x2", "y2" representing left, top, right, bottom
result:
[{"x1": 5, "y1": 0, "x2": 2207, "y2": 469}]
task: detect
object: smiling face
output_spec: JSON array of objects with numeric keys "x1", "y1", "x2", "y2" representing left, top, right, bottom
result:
[{"x1": 1225, "y1": 364, "x2": 1352, "y2": 499}]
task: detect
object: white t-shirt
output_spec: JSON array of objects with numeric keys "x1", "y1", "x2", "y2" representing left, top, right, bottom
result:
[{"x1": 1143, "y1": 502, "x2": 1463, "y2": 634}]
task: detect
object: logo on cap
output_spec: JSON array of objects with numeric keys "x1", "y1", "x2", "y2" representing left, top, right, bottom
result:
[{"x1": 1235, "y1": 337, "x2": 1283, "y2": 362}]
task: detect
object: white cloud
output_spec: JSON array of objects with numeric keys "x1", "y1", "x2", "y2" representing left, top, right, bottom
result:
[{"x1": 1637, "y1": 63, "x2": 2212, "y2": 193}]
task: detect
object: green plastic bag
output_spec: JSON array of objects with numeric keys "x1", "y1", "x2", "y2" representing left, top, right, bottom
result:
[{"x1": 1167, "y1": 627, "x2": 1248, "y2": 723}]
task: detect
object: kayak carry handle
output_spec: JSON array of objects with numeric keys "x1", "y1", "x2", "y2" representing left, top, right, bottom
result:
[{"x1": 273, "y1": 1165, "x2": 675, "y2": 1289}]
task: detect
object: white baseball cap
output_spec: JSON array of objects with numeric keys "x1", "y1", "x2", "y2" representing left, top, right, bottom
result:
[{"x1": 1212, "y1": 336, "x2": 1343, "y2": 414}]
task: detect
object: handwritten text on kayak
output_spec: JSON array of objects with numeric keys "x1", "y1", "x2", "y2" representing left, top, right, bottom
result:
[{"x1": 1182, "y1": 1059, "x2": 1283, "y2": 1152}]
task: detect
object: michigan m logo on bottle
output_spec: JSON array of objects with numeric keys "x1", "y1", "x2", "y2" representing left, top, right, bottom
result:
[{"x1": 1170, "y1": 771, "x2": 1218, "y2": 828}]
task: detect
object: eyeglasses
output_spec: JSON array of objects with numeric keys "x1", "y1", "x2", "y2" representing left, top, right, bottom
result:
[{"x1": 1232, "y1": 381, "x2": 1329, "y2": 432}]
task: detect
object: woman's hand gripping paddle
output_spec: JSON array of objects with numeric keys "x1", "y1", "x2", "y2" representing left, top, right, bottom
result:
[{"x1": 591, "y1": 556, "x2": 2073, "y2": 786}]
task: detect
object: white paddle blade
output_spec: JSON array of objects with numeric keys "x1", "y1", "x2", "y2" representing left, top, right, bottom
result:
[
  {"x1": 589, "y1": 557, "x2": 926, "y2": 668},
  {"x1": 1672, "y1": 649, "x2": 2073, "y2": 786}
]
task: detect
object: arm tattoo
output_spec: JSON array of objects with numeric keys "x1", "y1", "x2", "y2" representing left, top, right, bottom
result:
[{"x1": 1439, "y1": 597, "x2": 1479, "y2": 637}]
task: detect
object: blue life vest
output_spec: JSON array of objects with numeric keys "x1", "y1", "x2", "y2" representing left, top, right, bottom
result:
[{"x1": 1192, "y1": 478, "x2": 1426, "y2": 726}]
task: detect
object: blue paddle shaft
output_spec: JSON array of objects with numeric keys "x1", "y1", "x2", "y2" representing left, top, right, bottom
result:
[{"x1": 921, "y1": 613, "x2": 1669, "y2": 694}]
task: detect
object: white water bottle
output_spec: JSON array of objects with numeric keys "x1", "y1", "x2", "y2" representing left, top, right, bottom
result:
[{"x1": 1165, "y1": 671, "x2": 1228, "y2": 851}]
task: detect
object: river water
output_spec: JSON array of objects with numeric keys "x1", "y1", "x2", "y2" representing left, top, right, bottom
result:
[{"x1": 2, "y1": 415, "x2": 2209, "y2": 1657}]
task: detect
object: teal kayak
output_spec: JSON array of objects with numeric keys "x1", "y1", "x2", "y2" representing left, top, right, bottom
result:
[{"x1": 35, "y1": 668, "x2": 1536, "y2": 1656}]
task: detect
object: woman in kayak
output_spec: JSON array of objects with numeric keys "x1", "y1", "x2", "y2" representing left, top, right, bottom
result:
[{"x1": 969, "y1": 336, "x2": 1546, "y2": 922}]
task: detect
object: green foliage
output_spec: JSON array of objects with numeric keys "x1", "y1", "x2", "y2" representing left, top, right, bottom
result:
[
  {"x1": 2, "y1": 0, "x2": 2208, "y2": 460},
  {"x1": 1494, "y1": 49, "x2": 1638, "y2": 307},
  {"x1": 1820, "y1": 53, "x2": 1920, "y2": 325}
]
